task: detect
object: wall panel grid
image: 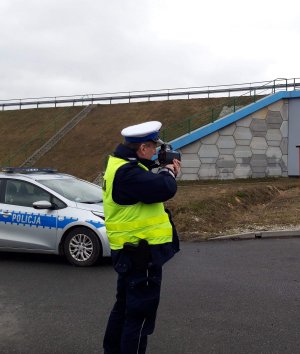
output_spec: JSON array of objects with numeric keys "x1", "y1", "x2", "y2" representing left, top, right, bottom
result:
[{"x1": 178, "y1": 100, "x2": 288, "y2": 180}]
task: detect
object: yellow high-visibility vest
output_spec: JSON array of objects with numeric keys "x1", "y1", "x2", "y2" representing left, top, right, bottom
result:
[{"x1": 103, "y1": 156, "x2": 173, "y2": 250}]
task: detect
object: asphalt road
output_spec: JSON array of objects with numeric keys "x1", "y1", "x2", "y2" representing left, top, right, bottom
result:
[{"x1": 1, "y1": 239, "x2": 300, "y2": 354}]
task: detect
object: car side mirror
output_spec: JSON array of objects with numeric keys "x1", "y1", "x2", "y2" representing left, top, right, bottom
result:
[{"x1": 33, "y1": 200, "x2": 53, "y2": 209}]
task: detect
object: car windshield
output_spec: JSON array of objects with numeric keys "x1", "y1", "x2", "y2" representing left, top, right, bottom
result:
[{"x1": 38, "y1": 178, "x2": 103, "y2": 203}]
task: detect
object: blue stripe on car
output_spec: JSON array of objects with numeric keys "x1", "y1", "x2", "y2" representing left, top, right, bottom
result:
[
  {"x1": 85, "y1": 220, "x2": 105, "y2": 228},
  {"x1": 0, "y1": 210, "x2": 78, "y2": 229}
]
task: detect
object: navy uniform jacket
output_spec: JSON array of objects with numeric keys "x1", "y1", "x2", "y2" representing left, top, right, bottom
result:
[{"x1": 108, "y1": 143, "x2": 180, "y2": 272}]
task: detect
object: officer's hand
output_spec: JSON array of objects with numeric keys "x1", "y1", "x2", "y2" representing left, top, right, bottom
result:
[
  {"x1": 172, "y1": 159, "x2": 181, "y2": 176},
  {"x1": 165, "y1": 159, "x2": 181, "y2": 177}
]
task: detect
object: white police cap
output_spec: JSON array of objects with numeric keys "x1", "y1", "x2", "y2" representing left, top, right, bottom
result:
[{"x1": 121, "y1": 121, "x2": 163, "y2": 143}]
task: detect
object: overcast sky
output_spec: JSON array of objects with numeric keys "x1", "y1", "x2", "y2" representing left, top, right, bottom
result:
[{"x1": 0, "y1": 0, "x2": 299, "y2": 100}]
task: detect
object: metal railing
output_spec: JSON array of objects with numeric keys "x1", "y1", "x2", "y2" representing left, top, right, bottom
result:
[{"x1": 0, "y1": 77, "x2": 299, "y2": 110}]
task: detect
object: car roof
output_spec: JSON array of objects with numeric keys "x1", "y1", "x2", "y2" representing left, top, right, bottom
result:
[
  {"x1": 0, "y1": 168, "x2": 75, "y2": 181},
  {"x1": 23, "y1": 173, "x2": 74, "y2": 181}
]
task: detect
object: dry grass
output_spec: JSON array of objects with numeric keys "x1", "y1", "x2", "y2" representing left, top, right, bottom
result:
[{"x1": 166, "y1": 178, "x2": 300, "y2": 240}]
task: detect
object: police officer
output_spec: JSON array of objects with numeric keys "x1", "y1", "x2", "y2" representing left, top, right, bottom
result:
[{"x1": 102, "y1": 121, "x2": 181, "y2": 354}]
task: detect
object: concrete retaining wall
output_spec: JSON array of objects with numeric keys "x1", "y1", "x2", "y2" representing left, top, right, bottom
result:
[{"x1": 177, "y1": 99, "x2": 289, "y2": 180}]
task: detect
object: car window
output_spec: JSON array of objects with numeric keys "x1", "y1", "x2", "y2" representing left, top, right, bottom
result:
[
  {"x1": 38, "y1": 178, "x2": 102, "y2": 203},
  {"x1": 0, "y1": 179, "x2": 4, "y2": 202},
  {"x1": 5, "y1": 180, "x2": 52, "y2": 207}
]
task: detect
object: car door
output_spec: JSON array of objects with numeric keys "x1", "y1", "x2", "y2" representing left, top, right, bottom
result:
[{"x1": 0, "y1": 178, "x2": 59, "y2": 251}]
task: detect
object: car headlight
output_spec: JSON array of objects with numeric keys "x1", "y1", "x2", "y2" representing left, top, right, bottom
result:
[{"x1": 92, "y1": 211, "x2": 105, "y2": 220}]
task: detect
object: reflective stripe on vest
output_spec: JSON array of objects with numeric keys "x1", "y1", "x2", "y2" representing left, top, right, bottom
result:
[{"x1": 103, "y1": 156, "x2": 173, "y2": 250}]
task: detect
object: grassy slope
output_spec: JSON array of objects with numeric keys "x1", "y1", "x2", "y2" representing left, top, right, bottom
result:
[
  {"x1": 34, "y1": 96, "x2": 256, "y2": 180},
  {"x1": 0, "y1": 106, "x2": 83, "y2": 166},
  {"x1": 168, "y1": 178, "x2": 300, "y2": 239}
]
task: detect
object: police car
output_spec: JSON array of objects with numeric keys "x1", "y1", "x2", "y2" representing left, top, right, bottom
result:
[{"x1": 0, "y1": 167, "x2": 110, "y2": 266}]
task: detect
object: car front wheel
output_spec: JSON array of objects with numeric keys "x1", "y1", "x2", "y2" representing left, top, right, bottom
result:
[{"x1": 63, "y1": 227, "x2": 102, "y2": 266}]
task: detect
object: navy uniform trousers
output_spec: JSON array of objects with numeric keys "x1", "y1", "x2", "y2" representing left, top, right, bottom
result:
[{"x1": 103, "y1": 263, "x2": 162, "y2": 354}]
